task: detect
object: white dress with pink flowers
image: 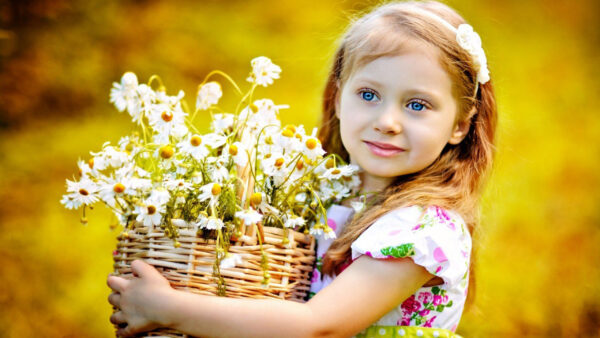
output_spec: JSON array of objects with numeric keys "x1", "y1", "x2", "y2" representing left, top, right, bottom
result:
[{"x1": 309, "y1": 204, "x2": 471, "y2": 337}]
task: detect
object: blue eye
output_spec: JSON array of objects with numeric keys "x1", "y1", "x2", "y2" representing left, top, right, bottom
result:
[
  {"x1": 408, "y1": 101, "x2": 425, "y2": 111},
  {"x1": 359, "y1": 90, "x2": 379, "y2": 102}
]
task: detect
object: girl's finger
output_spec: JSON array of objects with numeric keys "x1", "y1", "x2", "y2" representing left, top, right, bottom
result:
[
  {"x1": 109, "y1": 310, "x2": 127, "y2": 325},
  {"x1": 108, "y1": 292, "x2": 121, "y2": 307},
  {"x1": 107, "y1": 275, "x2": 129, "y2": 293},
  {"x1": 131, "y1": 259, "x2": 156, "y2": 278}
]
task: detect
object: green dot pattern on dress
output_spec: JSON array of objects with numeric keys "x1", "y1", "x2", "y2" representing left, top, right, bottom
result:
[{"x1": 354, "y1": 325, "x2": 462, "y2": 338}]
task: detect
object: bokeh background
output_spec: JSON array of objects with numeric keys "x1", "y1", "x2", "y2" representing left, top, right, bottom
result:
[{"x1": 1, "y1": 0, "x2": 599, "y2": 336}]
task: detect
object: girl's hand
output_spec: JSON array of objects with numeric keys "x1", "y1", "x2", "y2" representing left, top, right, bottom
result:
[{"x1": 107, "y1": 259, "x2": 176, "y2": 337}]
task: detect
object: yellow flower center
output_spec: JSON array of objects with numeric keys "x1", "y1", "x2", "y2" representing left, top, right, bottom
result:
[
  {"x1": 296, "y1": 159, "x2": 304, "y2": 170},
  {"x1": 79, "y1": 188, "x2": 89, "y2": 196},
  {"x1": 331, "y1": 169, "x2": 341, "y2": 175},
  {"x1": 161, "y1": 111, "x2": 173, "y2": 122},
  {"x1": 265, "y1": 136, "x2": 273, "y2": 145},
  {"x1": 113, "y1": 183, "x2": 125, "y2": 193},
  {"x1": 88, "y1": 158, "x2": 94, "y2": 169},
  {"x1": 281, "y1": 129, "x2": 293, "y2": 138},
  {"x1": 159, "y1": 145, "x2": 174, "y2": 159},
  {"x1": 229, "y1": 144, "x2": 238, "y2": 156},
  {"x1": 275, "y1": 158, "x2": 284, "y2": 167},
  {"x1": 305, "y1": 138, "x2": 318, "y2": 150},
  {"x1": 250, "y1": 104, "x2": 259, "y2": 113},
  {"x1": 250, "y1": 192, "x2": 262, "y2": 207},
  {"x1": 211, "y1": 183, "x2": 221, "y2": 196},
  {"x1": 284, "y1": 125, "x2": 296, "y2": 133},
  {"x1": 190, "y1": 136, "x2": 202, "y2": 147},
  {"x1": 147, "y1": 205, "x2": 156, "y2": 215},
  {"x1": 325, "y1": 158, "x2": 335, "y2": 169}
]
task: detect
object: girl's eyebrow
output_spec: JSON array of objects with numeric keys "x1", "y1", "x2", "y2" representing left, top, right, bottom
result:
[{"x1": 352, "y1": 77, "x2": 383, "y2": 87}]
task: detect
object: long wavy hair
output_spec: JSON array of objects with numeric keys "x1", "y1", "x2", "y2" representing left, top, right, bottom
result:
[{"x1": 318, "y1": 1, "x2": 497, "y2": 308}]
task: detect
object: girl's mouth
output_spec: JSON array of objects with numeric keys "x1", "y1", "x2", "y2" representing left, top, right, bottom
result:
[{"x1": 363, "y1": 141, "x2": 406, "y2": 157}]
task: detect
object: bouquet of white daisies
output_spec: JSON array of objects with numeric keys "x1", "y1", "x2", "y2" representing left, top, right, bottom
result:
[{"x1": 61, "y1": 57, "x2": 360, "y2": 296}]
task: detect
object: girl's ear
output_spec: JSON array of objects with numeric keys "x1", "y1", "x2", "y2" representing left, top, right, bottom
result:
[{"x1": 449, "y1": 108, "x2": 476, "y2": 145}]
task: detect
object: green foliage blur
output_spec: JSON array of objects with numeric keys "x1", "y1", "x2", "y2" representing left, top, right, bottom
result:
[{"x1": 1, "y1": 0, "x2": 599, "y2": 336}]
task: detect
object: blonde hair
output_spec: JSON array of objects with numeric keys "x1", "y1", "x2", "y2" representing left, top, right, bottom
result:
[{"x1": 318, "y1": 1, "x2": 497, "y2": 307}]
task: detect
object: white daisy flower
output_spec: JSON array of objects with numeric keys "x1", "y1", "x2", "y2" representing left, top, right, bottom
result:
[
  {"x1": 77, "y1": 158, "x2": 99, "y2": 179},
  {"x1": 322, "y1": 226, "x2": 336, "y2": 239},
  {"x1": 132, "y1": 84, "x2": 156, "y2": 124},
  {"x1": 203, "y1": 132, "x2": 227, "y2": 150},
  {"x1": 219, "y1": 253, "x2": 243, "y2": 269},
  {"x1": 211, "y1": 113, "x2": 235, "y2": 133},
  {"x1": 148, "y1": 104, "x2": 188, "y2": 143},
  {"x1": 61, "y1": 178, "x2": 99, "y2": 209},
  {"x1": 177, "y1": 134, "x2": 209, "y2": 161},
  {"x1": 321, "y1": 167, "x2": 346, "y2": 180},
  {"x1": 196, "y1": 81, "x2": 222, "y2": 110},
  {"x1": 205, "y1": 216, "x2": 224, "y2": 230},
  {"x1": 163, "y1": 177, "x2": 192, "y2": 192},
  {"x1": 135, "y1": 200, "x2": 165, "y2": 227},
  {"x1": 246, "y1": 56, "x2": 281, "y2": 87},
  {"x1": 302, "y1": 136, "x2": 325, "y2": 161},
  {"x1": 198, "y1": 182, "x2": 222, "y2": 207},
  {"x1": 223, "y1": 141, "x2": 248, "y2": 167},
  {"x1": 156, "y1": 89, "x2": 185, "y2": 107},
  {"x1": 235, "y1": 209, "x2": 263, "y2": 226},
  {"x1": 150, "y1": 189, "x2": 171, "y2": 207},
  {"x1": 283, "y1": 213, "x2": 305, "y2": 228},
  {"x1": 128, "y1": 177, "x2": 153, "y2": 193},
  {"x1": 99, "y1": 178, "x2": 131, "y2": 207},
  {"x1": 109, "y1": 72, "x2": 138, "y2": 113}
]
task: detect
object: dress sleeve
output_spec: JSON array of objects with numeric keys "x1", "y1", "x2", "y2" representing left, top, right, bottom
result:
[{"x1": 350, "y1": 206, "x2": 472, "y2": 287}]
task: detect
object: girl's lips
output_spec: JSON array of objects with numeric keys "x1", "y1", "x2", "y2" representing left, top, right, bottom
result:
[{"x1": 364, "y1": 141, "x2": 405, "y2": 157}]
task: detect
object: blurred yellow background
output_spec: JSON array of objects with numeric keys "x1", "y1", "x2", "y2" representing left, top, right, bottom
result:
[{"x1": 1, "y1": 0, "x2": 599, "y2": 336}]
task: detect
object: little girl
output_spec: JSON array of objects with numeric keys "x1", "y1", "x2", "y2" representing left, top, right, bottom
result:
[{"x1": 107, "y1": 1, "x2": 497, "y2": 337}]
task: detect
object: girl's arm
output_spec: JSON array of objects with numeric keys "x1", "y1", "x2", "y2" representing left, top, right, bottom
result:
[{"x1": 108, "y1": 256, "x2": 432, "y2": 337}]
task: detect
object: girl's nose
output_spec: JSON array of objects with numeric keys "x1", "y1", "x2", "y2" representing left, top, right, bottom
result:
[{"x1": 373, "y1": 104, "x2": 402, "y2": 135}]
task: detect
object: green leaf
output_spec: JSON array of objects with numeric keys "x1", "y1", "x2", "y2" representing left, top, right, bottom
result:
[
  {"x1": 432, "y1": 286, "x2": 440, "y2": 295},
  {"x1": 380, "y1": 243, "x2": 415, "y2": 258},
  {"x1": 447, "y1": 300, "x2": 453, "y2": 307}
]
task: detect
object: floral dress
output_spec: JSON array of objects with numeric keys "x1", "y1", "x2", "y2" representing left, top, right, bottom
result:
[{"x1": 309, "y1": 204, "x2": 471, "y2": 338}]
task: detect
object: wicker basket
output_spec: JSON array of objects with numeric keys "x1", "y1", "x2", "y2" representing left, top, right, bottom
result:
[{"x1": 112, "y1": 219, "x2": 316, "y2": 337}]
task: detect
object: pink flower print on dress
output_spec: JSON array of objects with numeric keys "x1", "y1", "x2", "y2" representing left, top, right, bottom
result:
[
  {"x1": 417, "y1": 291, "x2": 433, "y2": 304},
  {"x1": 311, "y1": 269, "x2": 320, "y2": 283},
  {"x1": 388, "y1": 229, "x2": 403, "y2": 236},
  {"x1": 327, "y1": 218, "x2": 337, "y2": 231},
  {"x1": 419, "y1": 309, "x2": 431, "y2": 317},
  {"x1": 412, "y1": 224, "x2": 422, "y2": 231},
  {"x1": 435, "y1": 206, "x2": 451, "y2": 221},
  {"x1": 432, "y1": 295, "x2": 443, "y2": 306},
  {"x1": 424, "y1": 315, "x2": 437, "y2": 328},
  {"x1": 397, "y1": 317, "x2": 411, "y2": 326},
  {"x1": 401, "y1": 295, "x2": 421, "y2": 314},
  {"x1": 433, "y1": 247, "x2": 448, "y2": 263}
]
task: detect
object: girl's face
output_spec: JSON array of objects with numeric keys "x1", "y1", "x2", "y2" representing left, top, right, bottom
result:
[{"x1": 336, "y1": 41, "x2": 468, "y2": 191}]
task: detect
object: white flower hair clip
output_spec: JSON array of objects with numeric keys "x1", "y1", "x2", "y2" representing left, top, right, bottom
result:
[
  {"x1": 456, "y1": 24, "x2": 489, "y2": 84},
  {"x1": 412, "y1": 9, "x2": 490, "y2": 85}
]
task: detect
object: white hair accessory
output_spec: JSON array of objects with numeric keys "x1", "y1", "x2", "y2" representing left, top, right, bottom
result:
[{"x1": 412, "y1": 9, "x2": 490, "y2": 84}]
